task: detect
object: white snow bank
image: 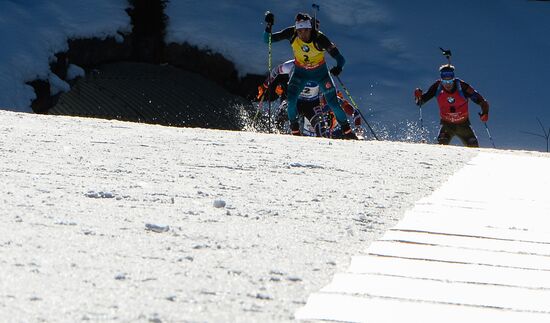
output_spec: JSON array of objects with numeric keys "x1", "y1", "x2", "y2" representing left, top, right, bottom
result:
[{"x1": 0, "y1": 1, "x2": 130, "y2": 111}]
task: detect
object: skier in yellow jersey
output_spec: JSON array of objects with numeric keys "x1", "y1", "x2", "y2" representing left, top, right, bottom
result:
[{"x1": 263, "y1": 11, "x2": 357, "y2": 139}]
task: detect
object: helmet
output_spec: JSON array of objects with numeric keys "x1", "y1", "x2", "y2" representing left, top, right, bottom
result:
[
  {"x1": 295, "y1": 12, "x2": 312, "y2": 22},
  {"x1": 295, "y1": 12, "x2": 312, "y2": 29},
  {"x1": 439, "y1": 64, "x2": 455, "y2": 79}
]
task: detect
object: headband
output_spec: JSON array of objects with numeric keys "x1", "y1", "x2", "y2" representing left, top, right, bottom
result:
[{"x1": 295, "y1": 20, "x2": 312, "y2": 30}]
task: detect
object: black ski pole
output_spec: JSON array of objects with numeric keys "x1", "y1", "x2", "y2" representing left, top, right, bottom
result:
[
  {"x1": 418, "y1": 103, "x2": 425, "y2": 141},
  {"x1": 264, "y1": 11, "x2": 274, "y2": 133},
  {"x1": 312, "y1": 3, "x2": 320, "y2": 32},
  {"x1": 414, "y1": 90, "x2": 425, "y2": 141},
  {"x1": 267, "y1": 25, "x2": 272, "y2": 132},
  {"x1": 484, "y1": 123, "x2": 496, "y2": 148},
  {"x1": 477, "y1": 112, "x2": 496, "y2": 148},
  {"x1": 334, "y1": 75, "x2": 379, "y2": 140},
  {"x1": 418, "y1": 102, "x2": 424, "y2": 130}
]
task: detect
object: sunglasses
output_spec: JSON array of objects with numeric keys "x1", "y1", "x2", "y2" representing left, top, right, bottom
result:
[{"x1": 441, "y1": 78, "x2": 454, "y2": 85}]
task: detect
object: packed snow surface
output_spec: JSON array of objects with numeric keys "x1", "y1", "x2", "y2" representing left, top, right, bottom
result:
[{"x1": 0, "y1": 110, "x2": 481, "y2": 322}]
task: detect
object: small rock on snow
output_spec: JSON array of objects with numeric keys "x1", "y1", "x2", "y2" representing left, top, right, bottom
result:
[
  {"x1": 213, "y1": 199, "x2": 226, "y2": 208},
  {"x1": 254, "y1": 293, "x2": 272, "y2": 300},
  {"x1": 145, "y1": 223, "x2": 170, "y2": 233},
  {"x1": 85, "y1": 191, "x2": 115, "y2": 199}
]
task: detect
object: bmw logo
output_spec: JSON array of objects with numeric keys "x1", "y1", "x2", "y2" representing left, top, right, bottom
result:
[
  {"x1": 302, "y1": 45, "x2": 310, "y2": 52},
  {"x1": 447, "y1": 97, "x2": 455, "y2": 104}
]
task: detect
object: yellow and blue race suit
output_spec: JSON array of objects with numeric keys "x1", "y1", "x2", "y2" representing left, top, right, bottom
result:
[{"x1": 264, "y1": 26, "x2": 347, "y2": 127}]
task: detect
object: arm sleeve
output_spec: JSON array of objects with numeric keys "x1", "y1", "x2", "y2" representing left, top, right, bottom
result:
[
  {"x1": 480, "y1": 100, "x2": 489, "y2": 115},
  {"x1": 267, "y1": 60, "x2": 293, "y2": 84},
  {"x1": 317, "y1": 33, "x2": 346, "y2": 69},
  {"x1": 265, "y1": 65, "x2": 280, "y2": 85},
  {"x1": 330, "y1": 49, "x2": 345, "y2": 69},
  {"x1": 460, "y1": 80, "x2": 486, "y2": 105},
  {"x1": 421, "y1": 81, "x2": 440, "y2": 103},
  {"x1": 279, "y1": 60, "x2": 295, "y2": 74},
  {"x1": 263, "y1": 26, "x2": 295, "y2": 44}
]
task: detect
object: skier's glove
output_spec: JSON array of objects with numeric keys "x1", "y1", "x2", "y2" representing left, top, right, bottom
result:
[
  {"x1": 414, "y1": 88, "x2": 423, "y2": 106},
  {"x1": 479, "y1": 100, "x2": 489, "y2": 122},
  {"x1": 330, "y1": 66, "x2": 342, "y2": 76},
  {"x1": 265, "y1": 11, "x2": 274, "y2": 32},
  {"x1": 257, "y1": 83, "x2": 268, "y2": 100},
  {"x1": 479, "y1": 112, "x2": 489, "y2": 122}
]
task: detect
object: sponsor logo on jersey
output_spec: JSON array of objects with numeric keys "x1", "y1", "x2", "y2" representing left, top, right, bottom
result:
[
  {"x1": 301, "y1": 45, "x2": 310, "y2": 52},
  {"x1": 447, "y1": 97, "x2": 455, "y2": 104}
]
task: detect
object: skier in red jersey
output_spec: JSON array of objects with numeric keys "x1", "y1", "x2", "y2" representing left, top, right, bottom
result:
[{"x1": 414, "y1": 64, "x2": 490, "y2": 147}]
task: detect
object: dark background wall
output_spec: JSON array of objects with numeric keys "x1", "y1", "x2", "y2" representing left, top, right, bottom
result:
[{"x1": 28, "y1": 0, "x2": 264, "y2": 130}]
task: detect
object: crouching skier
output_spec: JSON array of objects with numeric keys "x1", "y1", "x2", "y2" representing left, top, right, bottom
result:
[
  {"x1": 257, "y1": 59, "x2": 319, "y2": 134},
  {"x1": 316, "y1": 91, "x2": 363, "y2": 139},
  {"x1": 263, "y1": 11, "x2": 357, "y2": 139},
  {"x1": 259, "y1": 59, "x2": 359, "y2": 138}
]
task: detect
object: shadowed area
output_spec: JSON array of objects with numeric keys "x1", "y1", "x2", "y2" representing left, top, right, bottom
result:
[{"x1": 49, "y1": 62, "x2": 253, "y2": 130}]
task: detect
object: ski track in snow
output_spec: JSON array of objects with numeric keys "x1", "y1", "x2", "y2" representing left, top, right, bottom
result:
[{"x1": 0, "y1": 110, "x2": 483, "y2": 322}]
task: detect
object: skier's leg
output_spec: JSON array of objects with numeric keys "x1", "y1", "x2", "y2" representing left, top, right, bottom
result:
[
  {"x1": 457, "y1": 124, "x2": 479, "y2": 147},
  {"x1": 437, "y1": 123, "x2": 452, "y2": 145},
  {"x1": 287, "y1": 73, "x2": 308, "y2": 135},
  {"x1": 318, "y1": 74, "x2": 357, "y2": 139},
  {"x1": 318, "y1": 74, "x2": 348, "y2": 125},
  {"x1": 298, "y1": 99, "x2": 317, "y2": 136}
]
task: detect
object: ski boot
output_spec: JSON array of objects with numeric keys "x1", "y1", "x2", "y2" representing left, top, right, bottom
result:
[
  {"x1": 341, "y1": 123, "x2": 359, "y2": 140},
  {"x1": 290, "y1": 121, "x2": 301, "y2": 136}
]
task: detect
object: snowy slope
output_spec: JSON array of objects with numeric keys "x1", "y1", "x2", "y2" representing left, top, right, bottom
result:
[{"x1": 0, "y1": 109, "x2": 480, "y2": 322}]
